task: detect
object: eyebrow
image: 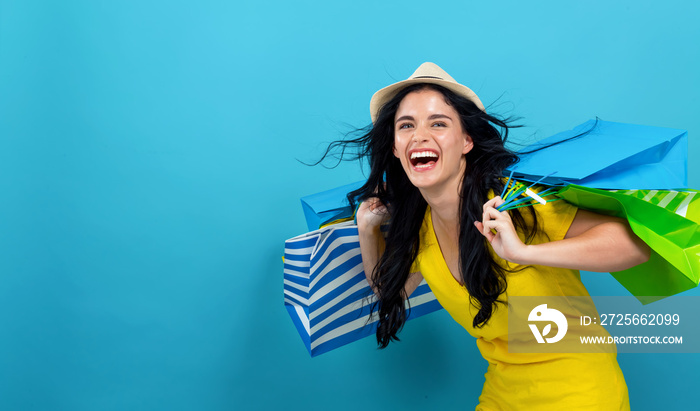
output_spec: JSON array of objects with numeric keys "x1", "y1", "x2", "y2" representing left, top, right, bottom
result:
[{"x1": 395, "y1": 114, "x2": 453, "y2": 124}]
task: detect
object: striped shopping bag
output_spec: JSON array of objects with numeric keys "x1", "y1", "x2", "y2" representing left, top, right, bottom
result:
[
  {"x1": 610, "y1": 189, "x2": 700, "y2": 222},
  {"x1": 283, "y1": 221, "x2": 442, "y2": 357}
]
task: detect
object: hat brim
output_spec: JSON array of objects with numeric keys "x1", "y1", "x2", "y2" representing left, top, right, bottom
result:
[{"x1": 369, "y1": 77, "x2": 485, "y2": 124}]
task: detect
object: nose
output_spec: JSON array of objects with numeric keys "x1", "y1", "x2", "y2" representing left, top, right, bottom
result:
[{"x1": 411, "y1": 124, "x2": 430, "y2": 143}]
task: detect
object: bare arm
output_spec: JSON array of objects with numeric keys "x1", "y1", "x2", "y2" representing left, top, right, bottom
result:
[
  {"x1": 475, "y1": 197, "x2": 650, "y2": 272},
  {"x1": 357, "y1": 198, "x2": 423, "y2": 297}
]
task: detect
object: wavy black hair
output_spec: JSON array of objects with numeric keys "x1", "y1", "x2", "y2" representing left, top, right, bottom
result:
[{"x1": 318, "y1": 83, "x2": 540, "y2": 348}]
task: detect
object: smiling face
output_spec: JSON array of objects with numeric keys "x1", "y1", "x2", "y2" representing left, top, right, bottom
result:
[{"x1": 392, "y1": 88, "x2": 473, "y2": 194}]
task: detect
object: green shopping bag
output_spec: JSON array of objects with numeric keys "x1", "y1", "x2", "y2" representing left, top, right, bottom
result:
[{"x1": 557, "y1": 185, "x2": 700, "y2": 304}]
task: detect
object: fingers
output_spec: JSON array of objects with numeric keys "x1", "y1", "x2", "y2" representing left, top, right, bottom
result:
[
  {"x1": 481, "y1": 217, "x2": 508, "y2": 237},
  {"x1": 482, "y1": 195, "x2": 505, "y2": 212},
  {"x1": 357, "y1": 197, "x2": 390, "y2": 230},
  {"x1": 364, "y1": 198, "x2": 388, "y2": 215},
  {"x1": 475, "y1": 197, "x2": 512, "y2": 241},
  {"x1": 482, "y1": 202, "x2": 511, "y2": 227},
  {"x1": 475, "y1": 215, "x2": 504, "y2": 239},
  {"x1": 474, "y1": 221, "x2": 495, "y2": 242},
  {"x1": 475, "y1": 197, "x2": 527, "y2": 262},
  {"x1": 358, "y1": 197, "x2": 379, "y2": 209}
]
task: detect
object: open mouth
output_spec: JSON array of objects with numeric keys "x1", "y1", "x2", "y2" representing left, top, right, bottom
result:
[{"x1": 410, "y1": 150, "x2": 439, "y2": 169}]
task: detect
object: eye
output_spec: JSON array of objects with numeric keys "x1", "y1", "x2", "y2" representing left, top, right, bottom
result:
[
  {"x1": 398, "y1": 123, "x2": 413, "y2": 129},
  {"x1": 432, "y1": 121, "x2": 447, "y2": 127}
]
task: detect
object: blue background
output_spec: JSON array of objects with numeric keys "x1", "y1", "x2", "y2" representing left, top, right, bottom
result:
[{"x1": 1, "y1": 0, "x2": 699, "y2": 409}]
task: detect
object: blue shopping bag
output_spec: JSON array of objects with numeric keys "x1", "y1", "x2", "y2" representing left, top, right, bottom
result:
[
  {"x1": 510, "y1": 120, "x2": 687, "y2": 190},
  {"x1": 283, "y1": 221, "x2": 442, "y2": 357},
  {"x1": 300, "y1": 181, "x2": 364, "y2": 231}
]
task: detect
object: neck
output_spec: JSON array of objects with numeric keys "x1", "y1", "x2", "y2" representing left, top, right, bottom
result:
[
  {"x1": 420, "y1": 182, "x2": 461, "y2": 236},
  {"x1": 419, "y1": 159, "x2": 465, "y2": 233}
]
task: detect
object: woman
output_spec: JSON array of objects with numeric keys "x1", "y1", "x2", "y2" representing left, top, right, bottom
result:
[{"x1": 336, "y1": 62, "x2": 650, "y2": 410}]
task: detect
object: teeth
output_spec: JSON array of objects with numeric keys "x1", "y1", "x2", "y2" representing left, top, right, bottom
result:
[{"x1": 410, "y1": 151, "x2": 438, "y2": 159}]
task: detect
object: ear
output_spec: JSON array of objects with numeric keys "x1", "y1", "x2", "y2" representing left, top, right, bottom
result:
[{"x1": 462, "y1": 133, "x2": 474, "y2": 155}]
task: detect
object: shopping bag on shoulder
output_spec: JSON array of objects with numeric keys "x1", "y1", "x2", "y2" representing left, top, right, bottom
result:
[
  {"x1": 300, "y1": 181, "x2": 364, "y2": 231},
  {"x1": 557, "y1": 184, "x2": 700, "y2": 303},
  {"x1": 510, "y1": 120, "x2": 687, "y2": 190},
  {"x1": 283, "y1": 221, "x2": 442, "y2": 357}
]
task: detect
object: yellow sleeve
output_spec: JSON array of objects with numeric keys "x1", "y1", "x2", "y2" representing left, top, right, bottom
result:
[{"x1": 531, "y1": 196, "x2": 579, "y2": 243}]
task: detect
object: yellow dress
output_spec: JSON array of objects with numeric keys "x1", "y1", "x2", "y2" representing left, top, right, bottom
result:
[{"x1": 411, "y1": 199, "x2": 630, "y2": 411}]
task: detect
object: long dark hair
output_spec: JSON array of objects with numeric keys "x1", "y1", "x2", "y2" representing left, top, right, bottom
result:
[{"x1": 319, "y1": 83, "x2": 539, "y2": 348}]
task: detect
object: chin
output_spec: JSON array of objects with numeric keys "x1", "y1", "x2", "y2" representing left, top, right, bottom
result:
[{"x1": 406, "y1": 175, "x2": 438, "y2": 190}]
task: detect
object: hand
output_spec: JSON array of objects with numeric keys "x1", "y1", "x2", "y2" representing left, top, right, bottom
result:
[
  {"x1": 474, "y1": 196, "x2": 527, "y2": 263},
  {"x1": 356, "y1": 197, "x2": 389, "y2": 232}
]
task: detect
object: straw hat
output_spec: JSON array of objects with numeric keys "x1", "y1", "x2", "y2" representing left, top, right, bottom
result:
[{"x1": 369, "y1": 62, "x2": 485, "y2": 123}]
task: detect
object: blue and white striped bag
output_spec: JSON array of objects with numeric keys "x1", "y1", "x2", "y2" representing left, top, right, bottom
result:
[{"x1": 283, "y1": 221, "x2": 442, "y2": 357}]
